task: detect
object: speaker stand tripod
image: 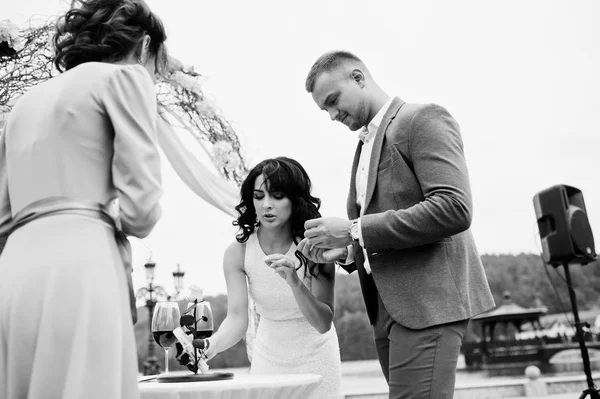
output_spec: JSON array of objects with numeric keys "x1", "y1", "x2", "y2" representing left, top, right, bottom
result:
[{"x1": 562, "y1": 262, "x2": 600, "y2": 399}]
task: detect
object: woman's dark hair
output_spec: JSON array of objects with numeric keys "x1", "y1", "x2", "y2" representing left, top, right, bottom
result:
[
  {"x1": 53, "y1": 0, "x2": 168, "y2": 75},
  {"x1": 234, "y1": 157, "x2": 324, "y2": 277}
]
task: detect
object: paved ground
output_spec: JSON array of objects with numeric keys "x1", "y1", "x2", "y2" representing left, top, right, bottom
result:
[
  {"x1": 340, "y1": 359, "x2": 518, "y2": 392},
  {"x1": 339, "y1": 359, "x2": 595, "y2": 398}
]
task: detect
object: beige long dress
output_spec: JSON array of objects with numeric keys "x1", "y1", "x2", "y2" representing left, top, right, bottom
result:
[{"x1": 0, "y1": 62, "x2": 162, "y2": 399}]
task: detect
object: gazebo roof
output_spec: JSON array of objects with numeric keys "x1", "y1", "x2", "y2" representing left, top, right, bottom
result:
[{"x1": 472, "y1": 291, "x2": 548, "y2": 323}]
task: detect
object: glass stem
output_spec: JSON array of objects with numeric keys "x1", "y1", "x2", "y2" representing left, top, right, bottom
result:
[{"x1": 164, "y1": 348, "x2": 169, "y2": 373}]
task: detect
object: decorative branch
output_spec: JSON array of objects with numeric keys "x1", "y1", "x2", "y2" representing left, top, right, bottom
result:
[
  {"x1": 157, "y1": 70, "x2": 246, "y2": 184},
  {"x1": 0, "y1": 20, "x2": 55, "y2": 119},
  {"x1": 0, "y1": 19, "x2": 247, "y2": 184}
]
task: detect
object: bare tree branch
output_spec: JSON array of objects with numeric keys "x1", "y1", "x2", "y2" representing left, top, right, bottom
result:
[{"x1": 0, "y1": 21, "x2": 247, "y2": 183}]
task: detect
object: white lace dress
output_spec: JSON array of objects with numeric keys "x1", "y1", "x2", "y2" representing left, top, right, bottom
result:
[{"x1": 245, "y1": 233, "x2": 342, "y2": 399}]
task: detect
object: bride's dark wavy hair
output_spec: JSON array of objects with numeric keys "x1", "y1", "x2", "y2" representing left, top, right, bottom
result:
[
  {"x1": 234, "y1": 157, "x2": 324, "y2": 277},
  {"x1": 53, "y1": 0, "x2": 168, "y2": 75}
]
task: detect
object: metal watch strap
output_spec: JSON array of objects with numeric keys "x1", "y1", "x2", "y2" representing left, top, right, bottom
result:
[{"x1": 349, "y1": 219, "x2": 359, "y2": 242}]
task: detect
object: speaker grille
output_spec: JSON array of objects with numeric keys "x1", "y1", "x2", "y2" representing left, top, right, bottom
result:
[{"x1": 569, "y1": 206, "x2": 596, "y2": 261}]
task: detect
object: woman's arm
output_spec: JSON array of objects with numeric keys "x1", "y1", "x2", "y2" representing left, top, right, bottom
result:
[
  {"x1": 294, "y1": 262, "x2": 335, "y2": 333},
  {"x1": 103, "y1": 65, "x2": 163, "y2": 238},
  {"x1": 267, "y1": 254, "x2": 336, "y2": 334},
  {"x1": 203, "y1": 241, "x2": 249, "y2": 360}
]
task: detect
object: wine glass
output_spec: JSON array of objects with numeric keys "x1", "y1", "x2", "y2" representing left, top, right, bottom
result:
[
  {"x1": 151, "y1": 301, "x2": 181, "y2": 374},
  {"x1": 188, "y1": 301, "x2": 214, "y2": 340}
]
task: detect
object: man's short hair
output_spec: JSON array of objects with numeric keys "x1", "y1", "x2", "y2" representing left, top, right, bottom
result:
[{"x1": 305, "y1": 50, "x2": 363, "y2": 93}]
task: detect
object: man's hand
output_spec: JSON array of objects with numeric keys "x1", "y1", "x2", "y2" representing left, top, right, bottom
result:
[
  {"x1": 303, "y1": 217, "x2": 353, "y2": 249},
  {"x1": 297, "y1": 238, "x2": 348, "y2": 263}
]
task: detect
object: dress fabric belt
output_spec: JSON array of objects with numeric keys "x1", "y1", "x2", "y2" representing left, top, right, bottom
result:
[{"x1": 0, "y1": 196, "x2": 137, "y2": 324}]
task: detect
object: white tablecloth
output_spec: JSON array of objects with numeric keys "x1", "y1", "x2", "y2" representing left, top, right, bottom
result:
[{"x1": 139, "y1": 372, "x2": 322, "y2": 399}]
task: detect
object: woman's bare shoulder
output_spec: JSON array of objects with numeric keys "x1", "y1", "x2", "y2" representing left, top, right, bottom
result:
[{"x1": 223, "y1": 240, "x2": 247, "y2": 271}]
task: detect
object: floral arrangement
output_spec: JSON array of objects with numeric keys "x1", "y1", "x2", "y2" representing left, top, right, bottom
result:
[
  {"x1": 176, "y1": 284, "x2": 210, "y2": 373},
  {"x1": 0, "y1": 20, "x2": 24, "y2": 56},
  {"x1": 212, "y1": 141, "x2": 242, "y2": 175},
  {"x1": 185, "y1": 284, "x2": 205, "y2": 302},
  {"x1": 0, "y1": 19, "x2": 247, "y2": 184},
  {"x1": 156, "y1": 64, "x2": 246, "y2": 184}
]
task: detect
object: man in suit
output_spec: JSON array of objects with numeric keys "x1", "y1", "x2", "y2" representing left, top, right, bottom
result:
[{"x1": 298, "y1": 50, "x2": 495, "y2": 398}]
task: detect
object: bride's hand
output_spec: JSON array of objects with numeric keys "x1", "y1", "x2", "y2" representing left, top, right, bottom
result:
[
  {"x1": 264, "y1": 253, "x2": 300, "y2": 285},
  {"x1": 192, "y1": 338, "x2": 216, "y2": 361}
]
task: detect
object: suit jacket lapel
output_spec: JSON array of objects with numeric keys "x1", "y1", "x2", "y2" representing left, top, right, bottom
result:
[{"x1": 363, "y1": 97, "x2": 405, "y2": 212}]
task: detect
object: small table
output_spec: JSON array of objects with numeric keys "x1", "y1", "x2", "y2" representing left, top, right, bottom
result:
[{"x1": 139, "y1": 372, "x2": 322, "y2": 399}]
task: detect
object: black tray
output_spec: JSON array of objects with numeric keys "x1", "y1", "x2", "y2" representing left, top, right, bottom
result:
[{"x1": 157, "y1": 371, "x2": 234, "y2": 383}]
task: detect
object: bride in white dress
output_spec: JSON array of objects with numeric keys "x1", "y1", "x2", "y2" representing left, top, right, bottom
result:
[{"x1": 197, "y1": 157, "x2": 341, "y2": 398}]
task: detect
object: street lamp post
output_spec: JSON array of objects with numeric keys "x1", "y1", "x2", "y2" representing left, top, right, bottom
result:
[
  {"x1": 172, "y1": 263, "x2": 185, "y2": 300},
  {"x1": 136, "y1": 260, "x2": 186, "y2": 375}
]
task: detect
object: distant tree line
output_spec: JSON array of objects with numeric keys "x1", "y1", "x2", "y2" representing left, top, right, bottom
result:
[
  {"x1": 135, "y1": 253, "x2": 600, "y2": 371},
  {"x1": 482, "y1": 253, "x2": 600, "y2": 313}
]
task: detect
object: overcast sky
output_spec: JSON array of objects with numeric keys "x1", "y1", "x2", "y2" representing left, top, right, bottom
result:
[{"x1": 5, "y1": 0, "x2": 599, "y2": 296}]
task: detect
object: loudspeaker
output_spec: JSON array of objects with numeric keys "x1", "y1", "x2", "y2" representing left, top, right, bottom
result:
[{"x1": 533, "y1": 184, "x2": 596, "y2": 266}]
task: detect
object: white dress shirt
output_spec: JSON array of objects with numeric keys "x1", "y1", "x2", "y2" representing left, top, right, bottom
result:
[{"x1": 350, "y1": 97, "x2": 394, "y2": 274}]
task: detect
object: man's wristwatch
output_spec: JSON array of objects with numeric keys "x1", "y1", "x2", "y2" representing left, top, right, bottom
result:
[{"x1": 349, "y1": 219, "x2": 360, "y2": 242}]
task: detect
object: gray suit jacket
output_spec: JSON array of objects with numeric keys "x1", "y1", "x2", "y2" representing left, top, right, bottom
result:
[{"x1": 345, "y1": 97, "x2": 495, "y2": 329}]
